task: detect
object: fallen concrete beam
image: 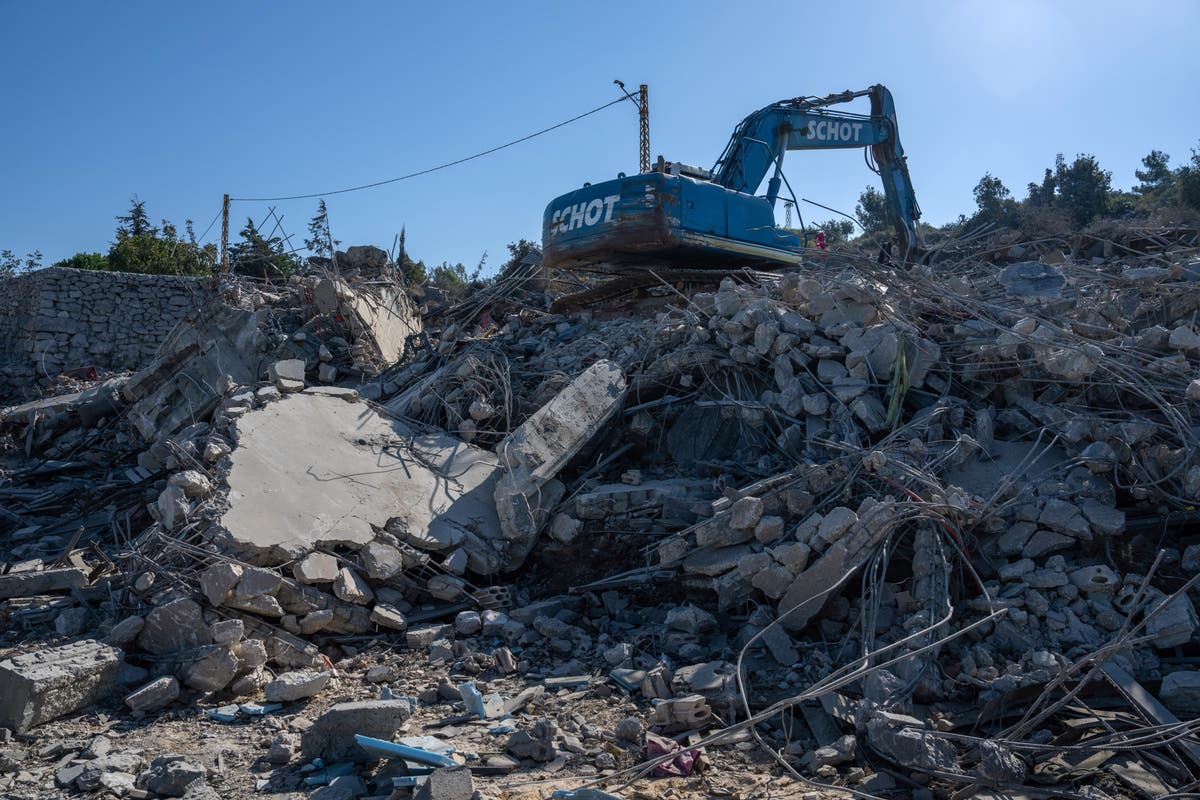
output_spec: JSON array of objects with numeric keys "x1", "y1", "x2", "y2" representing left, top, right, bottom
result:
[
  {"x1": 0, "y1": 567, "x2": 87, "y2": 599},
  {"x1": 497, "y1": 360, "x2": 626, "y2": 484},
  {"x1": 0, "y1": 640, "x2": 123, "y2": 732}
]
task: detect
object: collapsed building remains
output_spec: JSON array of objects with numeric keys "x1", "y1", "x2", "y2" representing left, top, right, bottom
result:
[{"x1": 2, "y1": 231, "x2": 1200, "y2": 800}]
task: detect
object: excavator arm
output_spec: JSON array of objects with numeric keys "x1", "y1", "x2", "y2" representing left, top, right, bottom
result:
[{"x1": 711, "y1": 85, "x2": 923, "y2": 259}]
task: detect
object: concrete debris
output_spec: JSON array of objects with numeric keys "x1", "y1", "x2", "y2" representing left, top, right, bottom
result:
[
  {"x1": 4, "y1": 235, "x2": 1200, "y2": 797},
  {"x1": 124, "y1": 676, "x2": 180, "y2": 715},
  {"x1": 263, "y1": 669, "x2": 332, "y2": 702},
  {"x1": 0, "y1": 640, "x2": 123, "y2": 732}
]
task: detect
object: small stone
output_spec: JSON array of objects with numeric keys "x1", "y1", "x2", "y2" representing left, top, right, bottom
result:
[
  {"x1": 125, "y1": 677, "x2": 180, "y2": 714},
  {"x1": 359, "y1": 542, "x2": 403, "y2": 580},
  {"x1": 168, "y1": 470, "x2": 213, "y2": 498},
  {"x1": 183, "y1": 646, "x2": 239, "y2": 692},
  {"x1": 665, "y1": 604, "x2": 717, "y2": 636},
  {"x1": 199, "y1": 562, "x2": 243, "y2": 607},
  {"x1": 1022, "y1": 530, "x2": 1074, "y2": 559},
  {"x1": 107, "y1": 615, "x2": 145, "y2": 645},
  {"x1": 300, "y1": 609, "x2": 334, "y2": 635},
  {"x1": 269, "y1": 359, "x2": 306, "y2": 392},
  {"x1": 1162, "y1": 670, "x2": 1200, "y2": 714},
  {"x1": 293, "y1": 553, "x2": 339, "y2": 584},
  {"x1": 729, "y1": 496, "x2": 764, "y2": 530},
  {"x1": 55, "y1": 607, "x2": 87, "y2": 637},
  {"x1": 209, "y1": 619, "x2": 244, "y2": 645},
  {"x1": 370, "y1": 604, "x2": 407, "y2": 630},
  {"x1": 267, "y1": 733, "x2": 297, "y2": 765},
  {"x1": 614, "y1": 717, "x2": 643, "y2": 742},
  {"x1": 455, "y1": 610, "x2": 482, "y2": 636},
  {"x1": 754, "y1": 515, "x2": 785, "y2": 544},
  {"x1": 333, "y1": 567, "x2": 374, "y2": 605},
  {"x1": 816, "y1": 506, "x2": 858, "y2": 546},
  {"x1": 140, "y1": 755, "x2": 207, "y2": 798},
  {"x1": 548, "y1": 513, "x2": 583, "y2": 544},
  {"x1": 235, "y1": 566, "x2": 281, "y2": 598}
]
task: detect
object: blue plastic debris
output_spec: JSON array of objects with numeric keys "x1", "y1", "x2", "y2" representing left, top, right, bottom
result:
[
  {"x1": 550, "y1": 790, "x2": 624, "y2": 800},
  {"x1": 397, "y1": 736, "x2": 456, "y2": 757},
  {"x1": 303, "y1": 761, "x2": 354, "y2": 786},
  {"x1": 239, "y1": 702, "x2": 282, "y2": 716},
  {"x1": 353, "y1": 735, "x2": 458, "y2": 768},
  {"x1": 205, "y1": 704, "x2": 239, "y2": 723}
]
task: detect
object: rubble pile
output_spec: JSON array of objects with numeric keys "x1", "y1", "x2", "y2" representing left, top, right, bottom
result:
[{"x1": 2, "y1": 235, "x2": 1200, "y2": 799}]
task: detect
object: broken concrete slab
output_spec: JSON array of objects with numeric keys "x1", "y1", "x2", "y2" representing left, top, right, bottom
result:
[
  {"x1": 122, "y1": 303, "x2": 265, "y2": 442},
  {"x1": 216, "y1": 392, "x2": 506, "y2": 571},
  {"x1": 0, "y1": 640, "x2": 123, "y2": 732}
]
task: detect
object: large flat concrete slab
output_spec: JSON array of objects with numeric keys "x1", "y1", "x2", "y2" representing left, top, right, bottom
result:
[{"x1": 217, "y1": 392, "x2": 502, "y2": 567}]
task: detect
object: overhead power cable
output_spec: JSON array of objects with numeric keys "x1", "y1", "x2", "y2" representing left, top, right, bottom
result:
[{"x1": 232, "y1": 96, "x2": 628, "y2": 203}]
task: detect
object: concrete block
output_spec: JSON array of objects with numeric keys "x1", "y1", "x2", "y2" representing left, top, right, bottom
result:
[
  {"x1": 199, "y1": 561, "x2": 242, "y2": 607},
  {"x1": 293, "y1": 552, "x2": 339, "y2": 584},
  {"x1": 137, "y1": 598, "x2": 211, "y2": 655},
  {"x1": 301, "y1": 700, "x2": 414, "y2": 762},
  {"x1": 414, "y1": 765, "x2": 474, "y2": 800},
  {"x1": 370, "y1": 603, "x2": 407, "y2": 630},
  {"x1": 0, "y1": 640, "x2": 123, "y2": 732},
  {"x1": 264, "y1": 669, "x2": 331, "y2": 702},
  {"x1": 1162, "y1": 670, "x2": 1200, "y2": 714},
  {"x1": 124, "y1": 677, "x2": 180, "y2": 715}
]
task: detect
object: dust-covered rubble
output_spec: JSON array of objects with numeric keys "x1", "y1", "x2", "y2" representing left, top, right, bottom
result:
[{"x1": 3, "y1": 237, "x2": 1200, "y2": 799}]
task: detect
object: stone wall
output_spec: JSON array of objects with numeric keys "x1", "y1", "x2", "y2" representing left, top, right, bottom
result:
[{"x1": 0, "y1": 267, "x2": 210, "y2": 398}]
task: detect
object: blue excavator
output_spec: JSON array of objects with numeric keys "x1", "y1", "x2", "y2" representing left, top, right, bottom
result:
[{"x1": 542, "y1": 85, "x2": 923, "y2": 307}]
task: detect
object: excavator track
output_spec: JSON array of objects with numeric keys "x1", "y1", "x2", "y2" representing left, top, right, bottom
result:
[{"x1": 549, "y1": 268, "x2": 766, "y2": 314}]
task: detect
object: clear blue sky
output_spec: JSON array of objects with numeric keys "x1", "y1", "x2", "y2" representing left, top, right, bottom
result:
[{"x1": 3, "y1": 0, "x2": 1198, "y2": 271}]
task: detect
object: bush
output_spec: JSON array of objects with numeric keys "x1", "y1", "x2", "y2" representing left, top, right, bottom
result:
[{"x1": 54, "y1": 252, "x2": 111, "y2": 271}]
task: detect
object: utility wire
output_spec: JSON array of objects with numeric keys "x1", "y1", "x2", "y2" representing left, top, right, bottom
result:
[
  {"x1": 232, "y1": 96, "x2": 628, "y2": 203},
  {"x1": 196, "y1": 206, "x2": 223, "y2": 243}
]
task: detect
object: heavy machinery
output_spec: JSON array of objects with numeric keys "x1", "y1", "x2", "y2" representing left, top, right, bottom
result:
[{"x1": 542, "y1": 85, "x2": 923, "y2": 303}]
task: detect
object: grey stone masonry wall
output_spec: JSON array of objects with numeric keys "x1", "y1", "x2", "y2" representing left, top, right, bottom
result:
[{"x1": 0, "y1": 266, "x2": 210, "y2": 397}]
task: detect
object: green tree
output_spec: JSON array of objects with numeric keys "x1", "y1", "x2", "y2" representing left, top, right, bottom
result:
[
  {"x1": 1176, "y1": 142, "x2": 1200, "y2": 211},
  {"x1": 499, "y1": 239, "x2": 541, "y2": 276},
  {"x1": 1053, "y1": 153, "x2": 1111, "y2": 227},
  {"x1": 0, "y1": 249, "x2": 18, "y2": 277},
  {"x1": 812, "y1": 218, "x2": 856, "y2": 245},
  {"x1": 115, "y1": 196, "x2": 153, "y2": 238},
  {"x1": 305, "y1": 200, "x2": 339, "y2": 258},
  {"x1": 855, "y1": 186, "x2": 890, "y2": 234},
  {"x1": 429, "y1": 261, "x2": 469, "y2": 290},
  {"x1": 1134, "y1": 149, "x2": 1172, "y2": 195},
  {"x1": 1025, "y1": 168, "x2": 1056, "y2": 206},
  {"x1": 54, "y1": 252, "x2": 110, "y2": 271},
  {"x1": 228, "y1": 217, "x2": 300, "y2": 280},
  {"x1": 970, "y1": 173, "x2": 1019, "y2": 228},
  {"x1": 395, "y1": 226, "x2": 427, "y2": 285},
  {"x1": 107, "y1": 198, "x2": 215, "y2": 275}
]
